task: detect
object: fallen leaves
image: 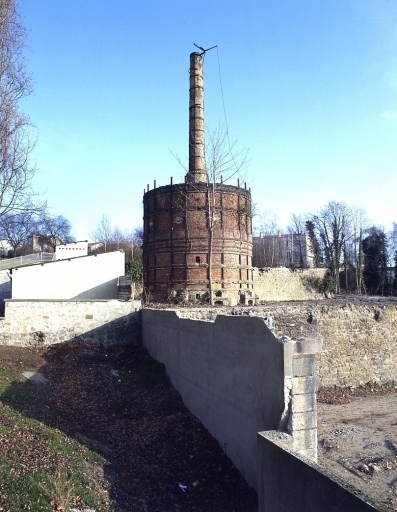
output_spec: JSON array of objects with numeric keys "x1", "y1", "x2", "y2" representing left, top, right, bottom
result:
[{"x1": 0, "y1": 342, "x2": 258, "y2": 511}]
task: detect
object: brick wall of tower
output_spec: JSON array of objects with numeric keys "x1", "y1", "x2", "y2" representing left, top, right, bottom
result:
[{"x1": 143, "y1": 182, "x2": 253, "y2": 304}]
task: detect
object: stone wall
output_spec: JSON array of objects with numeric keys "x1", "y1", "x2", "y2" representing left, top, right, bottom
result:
[
  {"x1": 253, "y1": 267, "x2": 328, "y2": 302},
  {"x1": 168, "y1": 296, "x2": 397, "y2": 389},
  {"x1": 0, "y1": 299, "x2": 141, "y2": 346},
  {"x1": 255, "y1": 298, "x2": 397, "y2": 389}
]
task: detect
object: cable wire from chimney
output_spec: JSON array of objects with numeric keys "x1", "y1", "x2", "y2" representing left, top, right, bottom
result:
[{"x1": 216, "y1": 46, "x2": 244, "y2": 181}]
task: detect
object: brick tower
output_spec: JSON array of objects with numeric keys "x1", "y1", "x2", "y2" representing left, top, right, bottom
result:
[{"x1": 142, "y1": 52, "x2": 254, "y2": 305}]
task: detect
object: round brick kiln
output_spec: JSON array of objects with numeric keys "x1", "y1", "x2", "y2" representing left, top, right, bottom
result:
[{"x1": 143, "y1": 181, "x2": 253, "y2": 305}]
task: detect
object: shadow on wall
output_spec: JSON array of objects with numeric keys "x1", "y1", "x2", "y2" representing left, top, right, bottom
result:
[
  {"x1": 0, "y1": 300, "x2": 142, "y2": 347},
  {"x1": 142, "y1": 310, "x2": 287, "y2": 489},
  {"x1": 0, "y1": 280, "x2": 12, "y2": 316},
  {"x1": 0, "y1": 341, "x2": 258, "y2": 511},
  {"x1": 27, "y1": 312, "x2": 142, "y2": 347},
  {"x1": 70, "y1": 278, "x2": 119, "y2": 300},
  {"x1": 0, "y1": 298, "x2": 6, "y2": 317}
]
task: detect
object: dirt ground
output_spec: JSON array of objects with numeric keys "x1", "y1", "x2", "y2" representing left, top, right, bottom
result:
[
  {"x1": 0, "y1": 343, "x2": 257, "y2": 512},
  {"x1": 2, "y1": 343, "x2": 397, "y2": 511},
  {"x1": 317, "y1": 390, "x2": 397, "y2": 511}
]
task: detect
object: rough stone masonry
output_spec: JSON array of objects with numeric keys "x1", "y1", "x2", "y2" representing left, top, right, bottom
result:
[{"x1": 174, "y1": 296, "x2": 397, "y2": 390}]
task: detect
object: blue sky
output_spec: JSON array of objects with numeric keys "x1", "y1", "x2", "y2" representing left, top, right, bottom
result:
[{"x1": 19, "y1": 0, "x2": 397, "y2": 240}]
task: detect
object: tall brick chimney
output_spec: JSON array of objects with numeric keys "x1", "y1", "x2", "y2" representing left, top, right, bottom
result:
[
  {"x1": 186, "y1": 52, "x2": 207, "y2": 184},
  {"x1": 142, "y1": 49, "x2": 254, "y2": 305}
]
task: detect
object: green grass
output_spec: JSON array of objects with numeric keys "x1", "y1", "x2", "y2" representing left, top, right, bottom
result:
[
  {"x1": 0, "y1": 460, "x2": 53, "y2": 512},
  {"x1": 0, "y1": 365, "x2": 18, "y2": 393},
  {"x1": 0, "y1": 425, "x2": 11, "y2": 436},
  {"x1": 1, "y1": 383, "x2": 39, "y2": 407},
  {"x1": 0, "y1": 365, "x2": 111, "y2": 512}
]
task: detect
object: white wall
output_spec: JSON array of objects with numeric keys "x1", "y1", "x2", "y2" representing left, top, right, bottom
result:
[{"x1": 11, "y1": 251, "x2": 125, "y2": 300}]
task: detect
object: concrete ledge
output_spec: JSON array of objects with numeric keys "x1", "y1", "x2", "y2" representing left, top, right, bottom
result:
[
  {"x1": 142, "y1": 309, "x2": 287, "y2": 489},
  {"x1": 258, "y1": 431, "x2": 380, "y2": 512}
]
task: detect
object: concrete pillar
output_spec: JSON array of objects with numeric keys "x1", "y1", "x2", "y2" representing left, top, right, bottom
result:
[
  {"x1": 279, "y1": 337, "x2": 322, "y2": 460},
  {"x1": 186, "y1": 52, "x2": 207, "y2": 184}
]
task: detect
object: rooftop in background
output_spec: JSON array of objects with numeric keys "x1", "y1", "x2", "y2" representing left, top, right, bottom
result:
[{"x1": 55, "y1": 240, "x2": 88, "y2": 260}]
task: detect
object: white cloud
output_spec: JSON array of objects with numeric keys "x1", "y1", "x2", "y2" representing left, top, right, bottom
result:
[{"x1": 381, "y1": 110, "x2": 397, "y2": 120}]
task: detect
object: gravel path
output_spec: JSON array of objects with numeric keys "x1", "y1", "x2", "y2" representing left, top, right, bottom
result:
[{"x1": 318, "y1": 391, "x2": 397, "y2": 511}]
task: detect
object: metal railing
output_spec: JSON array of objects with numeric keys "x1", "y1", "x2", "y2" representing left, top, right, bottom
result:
[{"x1": 0, "y1": 252, "x2": 55, "y2": 271}]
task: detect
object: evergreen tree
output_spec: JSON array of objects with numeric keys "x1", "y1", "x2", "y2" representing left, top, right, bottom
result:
[{"x1": 362, "y1": 228, "x2": 388, "y2": 295}]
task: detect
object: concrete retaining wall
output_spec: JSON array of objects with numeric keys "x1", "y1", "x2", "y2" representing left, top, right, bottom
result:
[
  {"x1": 0, "y1": 299, "x2": 141, "y2": 346},
  {"x1": 258, "y1": 431, "x2": 379, "y2": 511},
  {"x1": 142, "y1": 309, "x2": 320, "y2": 488}
]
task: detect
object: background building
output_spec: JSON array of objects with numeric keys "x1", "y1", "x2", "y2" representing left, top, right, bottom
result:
[{"x1": 252, "y1": 233, "x2": 314, "y2": 268}]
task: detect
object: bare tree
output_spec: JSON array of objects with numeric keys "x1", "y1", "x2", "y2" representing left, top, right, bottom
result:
[
  {"x1": 0, "y1": 0, "x2": 39, "y2": 218},
  {"x1": 253, "y1": 209, "x2": 280, "y2": 236},
  {"x1": 388, "y1": 222, "x2": 397, "y2": 263},
  {"x1": 205, "y1": 126, "x2": 250, "y2": 304},
  {"x1": 91, "y1": 215, "x2": 112, "y2": 252},
  {"x1": 309, "y1": 201, "x2": 352, "y2": 294},
  {"x1": 346, "y1": 207, "x2": 368, "y2": 294},
  {"x1": 128, "y1": 227, "x2": 143, "y2": 260},
  {"x1": 174, "y1": 124, "x2": 250, "y2": 304},
  {"x1": 90, "y1": 216, "x2": 143, "y2": 260},
  {"x1": 133, "y1": 226, "x2": 143, "y2": 246},
  {"x1": 0, "y1": 210, "x2": 38, "y2": 255},
  {"x1": 39, "y1": 213, "x2": 73, "y2": 250},
  {"x1": 112, "y1": 226, "x2": 124, "y2": 251},
  {"x1": 390, "y1": 223, "x2": 397, "y2": 295}
]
